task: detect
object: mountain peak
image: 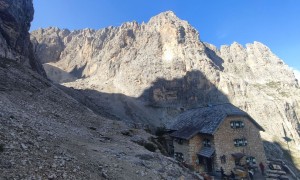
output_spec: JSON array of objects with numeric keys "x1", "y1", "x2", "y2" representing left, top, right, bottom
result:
[
  {"x1": 157, "y1": 10, "x2": 177, "y2": 18},
  {"x1": 148, "y1": 11, "x2": 184, "y2": 25},
  {"x1": 145, "y1": 11, "x2": 200, "y2": 42}
]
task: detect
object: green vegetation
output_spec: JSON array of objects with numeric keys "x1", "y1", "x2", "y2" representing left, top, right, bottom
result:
[
  {"x1": 155, "y1": 127, "x2": 166, "y2": 137},
  {"x1": 149, "y1": 136, "x2": 169, "y2": 155},
  {"x1": 253, "y1": 81, "x2": 290, "y2": 98},
  {"x1": 279, "y1": 91, "x2": 290, "y2": 97},
  {"x1": 144, "y1": 127, "x2": 152, "y2": 134},
  {"x1": 144, "y1": 143, "x2": 156, "y2": 152},
  {"x1": 252, "y1": 83, "x2": 264, "y2": 90},
  {"x1": 266, "y1": 81, "x2": 281, "y2": 89}
]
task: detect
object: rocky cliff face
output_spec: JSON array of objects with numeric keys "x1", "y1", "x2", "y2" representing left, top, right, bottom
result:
[
  {"x1": 0, "y1": 56, "x2": 199, "y2": 180},
  {"x1": 0, "y1": 0, "x2": 44, "y2": 75},
  {"x1": 31, "y1": 11, "x2": 300, "y2": 171},
  {"x1": 0, "y1": 3, "x2": 198, "y2": 179}
]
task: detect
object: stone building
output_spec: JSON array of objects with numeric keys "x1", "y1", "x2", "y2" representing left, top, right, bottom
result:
[{"x1": 168, "y1": 103, "x2": 267, "y2": 174}]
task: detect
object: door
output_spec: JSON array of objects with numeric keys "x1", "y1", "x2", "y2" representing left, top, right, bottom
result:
[{"x1": 206, "y1": 157, "x2": 213, "y2": 172}]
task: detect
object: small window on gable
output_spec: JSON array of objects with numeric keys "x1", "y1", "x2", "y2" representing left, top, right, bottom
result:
[
  {"x1": 203, "y1": 138, "x2": 211, "y2": 147},
  {"x1": 234, "y1": 138, "x2": 248, "y2": 147},
  {"x1": 174, "y1": 152, "x2": 184, "y2": 162},
  {"x1": 230, "y1": 121, "x2": 245, "y2": 129},
  {"x1": 175, "y1": 138, "x2": 184, "y2": 145}
]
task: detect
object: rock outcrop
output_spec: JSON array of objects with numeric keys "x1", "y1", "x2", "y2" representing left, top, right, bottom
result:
[
  {"x1": 0, "y1": 3, "x2": 198, "y2": 179},
  {"x1": 0, "y1": 57, "x2": 198, "y2": 180},
  {"x1": 0, "y1": 0, "x2": 45, "y2": 75},
  {"x1": 31, "y1": 11, "x2": 300, "y2": 172}
]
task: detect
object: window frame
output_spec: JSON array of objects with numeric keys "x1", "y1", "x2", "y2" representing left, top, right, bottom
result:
[
  {"x1": 175, "y1": 138, "x2": 184, "y2": 145},
  {"x1": 246, "y1": 156, "x2": 256, "y2": 164},
  {"x1": 220, "y1": 155, "x2": 226, "y2": 164},
  {"x1": 174, "y1": 152, "x2": 184, "y2": 162},
  {"x1": 203, "y1": 138, "x2": 211, "y2": 147},
  {"x1": 234, "y1": 138, "x2": 248, "y2": 147},
  {"x1": 230, "y1": 120, "x2": 245, "y2": 129}
]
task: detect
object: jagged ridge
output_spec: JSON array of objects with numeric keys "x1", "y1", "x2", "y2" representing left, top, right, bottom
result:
[
  {"x1": 0, "y1": 2, "x2": 198, "y2": 179},
  {"x1": 31, "y1": 11, "x2": 300, "y2": 172}
]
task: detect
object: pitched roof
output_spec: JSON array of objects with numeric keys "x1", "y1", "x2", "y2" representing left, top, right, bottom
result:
[
  {"x1": 198, "y1": 147, "x2": 215, "y2": 158},
  {"x1": 169, "y1": 103, "x2": 264, "y2": 139},
  {"x1": 169, "y1": 126, "x2": 199, "y2": 140}
]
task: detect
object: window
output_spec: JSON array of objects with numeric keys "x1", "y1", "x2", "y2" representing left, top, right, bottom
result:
[
  {"x1": 246, "y1": 156, "x2": 256, "y2": 164},
  {"x1": 197, "y1": 156, "x2": 204, "y2": 164},
  {"x1": 203, "y1": 138, "x2": 211, "y2": 147},
  {"x1": 175, "y1": 138, "x2": 184, "y2": 145},
  {"x1": 230, "y1": 121, "x2": 245, "y2": 129},
  {"x1": 234, "y1": 138, "x2": 248, "y2": 147},
  {"x1": 235, "y1": 158, "x2": 242, "y2": 165},
  {"x1": 220, "y1": 155, "x2": 226, "y2": 164},
  {"x1": 174, "y1": 152, "x2": 184, "y2": 162}
]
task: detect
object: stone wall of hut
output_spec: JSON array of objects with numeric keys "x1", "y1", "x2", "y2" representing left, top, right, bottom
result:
[{"x1": 213, "y1": 116, "x2": 267, "y2": 174}]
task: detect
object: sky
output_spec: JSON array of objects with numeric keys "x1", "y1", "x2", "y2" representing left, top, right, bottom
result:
[{"x1": 31, "y1": 0, "x2": 300, "y2": 74}]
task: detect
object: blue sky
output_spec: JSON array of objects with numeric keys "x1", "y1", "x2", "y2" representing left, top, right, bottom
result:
[{"x1": 31, "y1": 0, "x2": 300, "y2": 71}]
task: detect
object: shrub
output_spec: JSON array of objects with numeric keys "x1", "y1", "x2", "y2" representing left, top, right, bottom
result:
[
  {"x1": 89, "y1": 127, "x2": 97, "y2": 131},
  {"x1": 266, "y1": 81, "x2": 280, "y2": 89},
  {"x1": 144, "y1": 143, "x2": 156, "y2": 152},
  {"x1": 0, "y1": 144, "x2": 4, "y2": 152},
  {"x1": 121, "y1": 129, "x2": 133, "y2": 137},
  {"x1": 155, "y1": 127, "x2": 166, "y2": 137},
  {"x1": 144, "y1": 127, "x2": 152, "y2": 134}
]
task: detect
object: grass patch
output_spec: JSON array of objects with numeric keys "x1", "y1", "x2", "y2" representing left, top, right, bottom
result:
[
  {"x1": 279, "y1": 91, "x2": 290, "y2": 97},
  {"x1": 252, "y1": 84, "x2": 264, "y2": 90},
  {"x1": 266, "y1": 81, "x2": 281, "y2": 89}
]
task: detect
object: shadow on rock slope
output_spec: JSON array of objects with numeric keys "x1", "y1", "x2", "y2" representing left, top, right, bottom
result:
[
  {"x1": 263, "y1": 140, "x2": 300, "y2": 178},
  {"x1": 57, "y1": 69, "x2": 300, "y2": 176},
  {"x1": 0, "y1": 57, "x2": 200, "y2": 179},
  {"x1": 59, "y1": 70, "x2": 230, "y2": 130}
]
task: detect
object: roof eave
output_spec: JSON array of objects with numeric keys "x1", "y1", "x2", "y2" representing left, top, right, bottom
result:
[
  {"x1": 211, "y1": 114, "x2": 265, "y2": 134},
  {"x1": 170, "y1": 130, "x2": 201, "y2": 140},
  {"x1": 246, "y1": 115, "x2": 265, "y2": 131}
]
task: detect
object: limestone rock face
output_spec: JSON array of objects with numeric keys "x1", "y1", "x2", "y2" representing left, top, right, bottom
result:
[
  {"x1": 0, "y1": 57, "x2": 198, "y2": 180},
  {"x1": 0, "y1": 0, "x2": 45, "y2": 75},
  {"x1": 31, "y1": 27, "x2": 70, "y2": 64},
  {"x1": 31, "y1": 11, "x2": 300, "y2": 170},
  {"x1": 0, "y1": 4, "x2": 198, "y2": 179}
]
